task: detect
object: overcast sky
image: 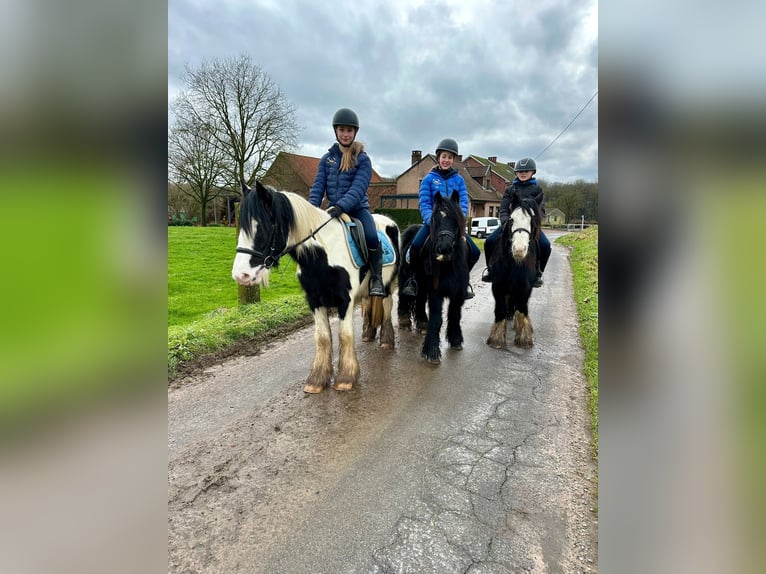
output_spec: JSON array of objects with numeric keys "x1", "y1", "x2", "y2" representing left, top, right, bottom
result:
[{"x1": 169, "y1": 0, "x2": 598, "y2": 183}]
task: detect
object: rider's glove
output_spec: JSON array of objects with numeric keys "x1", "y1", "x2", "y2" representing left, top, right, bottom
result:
[{"x1": 326, "y1": 205, "x2": 343, "y2": 218}]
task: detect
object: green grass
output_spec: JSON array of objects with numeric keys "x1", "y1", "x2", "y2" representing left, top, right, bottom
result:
[
  {"x1": 556, "y1": 227, "x2": 599, "y2": 456},
  {"x1": 168, "y1": 226, "x2": 306, "y2": 327},
  {"x1": 168, "y1": 226, "x2": 310, "y2": 376}
]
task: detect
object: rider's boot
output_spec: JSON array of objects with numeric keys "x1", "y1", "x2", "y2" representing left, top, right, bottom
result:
[
  {"x1": 400, "y1": 245, "x2": 419, "y2": 297},
  {"x1": 368, "y1": 246, "x2": 386, "y2": 297},
  {"x1": 532, "y1": 261, "x2": 543, "y2": 287}
]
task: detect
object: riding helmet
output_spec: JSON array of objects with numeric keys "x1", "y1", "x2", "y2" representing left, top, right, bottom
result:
[
  {"x1": 515, "y1": 157, "x2": 537, "y2": 172},
  {"x1": 435, "y1": 138, "x2": 459, "y2": 157},
  {"x1": 332, "y1": 108, "x2": 360, "y2": 130}
]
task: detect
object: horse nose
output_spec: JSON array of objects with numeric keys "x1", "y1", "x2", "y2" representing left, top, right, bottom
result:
[{"x1": 234, "y1": 272, "x2": 251, "y2": 284}]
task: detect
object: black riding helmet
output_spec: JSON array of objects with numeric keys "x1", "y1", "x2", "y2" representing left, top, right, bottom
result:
[
  {"x1": 435, "y1": 138, "x2": 459, "y2": 157},
  {"x1": 332, "y1": 108, "x2": 359, "y2": 146},
  {"x1": 515, "y1": 157, "x2": 537, "y2": 173},
  {"x1": 332, "y1": 108, "x2": 360, "y2": 129}
]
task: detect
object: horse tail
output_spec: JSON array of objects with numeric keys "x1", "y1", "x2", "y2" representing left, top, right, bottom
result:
[{"x1": 369, "y1": 295, "x2": 384, "y2": 329}]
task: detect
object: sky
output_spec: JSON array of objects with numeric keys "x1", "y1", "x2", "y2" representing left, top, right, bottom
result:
[{"x1": 168, "y1": 0, "x2": 598, "y2": 183}]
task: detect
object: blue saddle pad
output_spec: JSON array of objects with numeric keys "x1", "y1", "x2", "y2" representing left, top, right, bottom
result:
[{"x1": 344, "y1": 223, "x2": 395, "y2": 268}]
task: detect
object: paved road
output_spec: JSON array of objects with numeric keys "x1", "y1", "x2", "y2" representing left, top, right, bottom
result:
[{"x1": 168, "y1": 235, "x2": 598, "y2": 573}]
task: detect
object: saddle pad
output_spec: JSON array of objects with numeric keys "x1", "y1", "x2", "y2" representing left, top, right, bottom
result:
[{"x1": 344, "y1": 223, "x2": 396, "y2": 269}]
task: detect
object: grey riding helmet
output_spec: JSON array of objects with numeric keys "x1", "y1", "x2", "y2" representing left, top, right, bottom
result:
[
  {"x1": 435, "y1": 138, "x2": 459, "y2": 156},
  {"x1": 514, "y1": 157, "x2": 536, "y2": 173}
]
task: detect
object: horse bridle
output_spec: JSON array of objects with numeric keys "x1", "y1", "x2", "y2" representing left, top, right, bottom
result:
[
  {"x1": 511, "y1": 225, "x2": 531, "y2": 237},
  {"x1": 235, "y1": 216, "x2": 335, "y2": 269}
]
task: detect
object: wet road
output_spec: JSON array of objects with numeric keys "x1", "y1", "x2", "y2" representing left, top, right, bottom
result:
[{"x1": 168, "y1": 235, "x2": 598, "y2": 573}]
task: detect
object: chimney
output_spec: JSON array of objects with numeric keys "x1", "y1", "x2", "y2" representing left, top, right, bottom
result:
[
  {"x1": 411, "y1": 150, "x2": 422, "y2": 165},
  {"x1": 488, "y1": 156, "x2": 497, "y2": 163},
  {"x1": 456, "y1": 154, "x2": 462, "y2": 163},
  {"x1": 508, "y1": 161, "x2": 515, "y2": 169}
]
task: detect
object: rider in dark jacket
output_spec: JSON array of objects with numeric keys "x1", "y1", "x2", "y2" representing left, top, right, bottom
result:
[
  {"x1": 481, "y1": 157, "x2": 551, "y2": 286},
  {"x1": 309, "y1": 108, "x2": 385, "y2": 297}
]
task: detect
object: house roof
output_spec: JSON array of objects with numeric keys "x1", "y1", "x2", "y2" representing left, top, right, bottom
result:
[
  {"x1": 275, "y1": 151, "x2": 384, "y2": 186},
  {"x1": 468, "y1": 154, "x2": 516, "y2": 183}
]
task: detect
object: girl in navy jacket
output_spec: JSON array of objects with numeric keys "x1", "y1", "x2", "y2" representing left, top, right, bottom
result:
[{"x1": 309, "y1": 108, "x2": 385, "y2": 297}]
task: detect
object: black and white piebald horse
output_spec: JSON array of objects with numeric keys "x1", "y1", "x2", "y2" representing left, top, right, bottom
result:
[
  {"x1": 231, "y1": 181, "x2": 400, "y2": 393},
  {"x1": 486, "y1": 191, "x2": 541, "y2": 349}
]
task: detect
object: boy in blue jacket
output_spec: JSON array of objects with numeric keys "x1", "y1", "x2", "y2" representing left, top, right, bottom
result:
[
  {"x1": 309, "y1": 108, "x2": 385, "y2": 296},
  {"x1": 401, "y1": 138, "x2": 480, "y2": 299}
]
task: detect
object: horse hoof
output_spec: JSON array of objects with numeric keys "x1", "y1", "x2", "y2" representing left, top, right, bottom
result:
[
  {"x1": 333, "y1": 381, "x2": 353, "y2": 391},
  {"x1": 486, "y1": 339, "x2": 505, "y2": 350},
  {"x1": 362, "y1": 335, "x2": 374, "y2": 342},
  {"x1": 425, "y1": 357, "x2": 441, "y2": 365},
  {"x1": 380, "y1": 342, "x2": 394, "y2": 349},
  {"x1": 450, "y1": 344, "x2": 463, "y2": 350},
  {"x1": 303, "y1": 384, "x2": 324, "y2": 394}
]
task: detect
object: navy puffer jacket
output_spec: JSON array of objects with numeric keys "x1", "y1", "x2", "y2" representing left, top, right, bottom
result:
[{"x1": 309, "y1": 143, "x2": 372, "y2": 213}]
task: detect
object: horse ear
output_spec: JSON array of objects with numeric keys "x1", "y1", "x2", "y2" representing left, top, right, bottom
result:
[
  {"x1": 241, "y1": 180, "x2": 251, "y2": 196},
  {"x1": 255, "y1": 180, "x2": 274, "y2": 210},
  {"x1": 450, "y1": 190, "x2": 461, "y2": 205}
]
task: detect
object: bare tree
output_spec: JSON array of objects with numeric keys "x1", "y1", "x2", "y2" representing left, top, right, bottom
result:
[
  {"x1": 168, "y1": 117, "x2": 228, "y2": 226},
  {"x1": 169, "y1": 54, "x2": 301, "y2": 303},
  {"x1": 171, "y1": 53, "x2": 301, "y2": 190}
]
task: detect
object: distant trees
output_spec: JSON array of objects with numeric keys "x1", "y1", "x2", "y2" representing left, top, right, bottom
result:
[
  {"x1": 168, "y1": 116, "x2": 228, "y2": 226},
  {"x1": 540, "y1": 179, "x2": 598, "y2": 223}
]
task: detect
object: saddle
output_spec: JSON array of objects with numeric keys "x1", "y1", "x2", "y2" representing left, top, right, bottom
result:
[{"x1": 340, "y1": 214, "x2": 395, "y2": 269}]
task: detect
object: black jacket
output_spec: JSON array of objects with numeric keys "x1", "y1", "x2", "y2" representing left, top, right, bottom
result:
[{"x1": 498, "y1": 177, "x2": 545, "y2": 223}]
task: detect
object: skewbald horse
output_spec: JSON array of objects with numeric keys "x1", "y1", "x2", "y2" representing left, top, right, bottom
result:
[
  {"x1": 231, "y1": 181, "x2": 400, "y2": 393},
  {"x1": 486, "y1": 191, "x2": 541, "y2": 349}
]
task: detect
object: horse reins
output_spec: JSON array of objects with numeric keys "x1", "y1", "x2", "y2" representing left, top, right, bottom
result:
[{"x1": 236, "y1": 216, "x2": 336, "y2": 269}]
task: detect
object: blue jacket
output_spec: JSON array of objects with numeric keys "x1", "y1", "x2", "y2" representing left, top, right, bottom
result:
[
  {"x1": 418, "y1": 167, "x2": 469, "y2": 224},
  {"x1": 309, "y1": 143, "x2": 372, "y2": 213}
]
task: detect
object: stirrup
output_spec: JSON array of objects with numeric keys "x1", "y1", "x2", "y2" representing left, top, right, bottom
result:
[
  {"x1": 464, "y1": 284, "x2": 475, "y2": 300},
  {"x1": 481, "y1": 267, "x2": 492, "y2": 283},
  {"x1": 369, "y1": 284, "x2": 385, "y2": 297},
  {"x1": 532, "y1": 274, "x2": 543, "y2": 288},
  {"x1": 401, "y1": 278, "x2": 417, "y2": 297}
]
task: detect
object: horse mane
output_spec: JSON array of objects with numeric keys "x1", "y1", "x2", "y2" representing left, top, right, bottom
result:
[{"x1": 280, "y1": 190, "x2": 327, "y2": 241}]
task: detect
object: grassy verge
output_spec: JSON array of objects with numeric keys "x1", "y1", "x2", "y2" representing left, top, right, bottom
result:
[
  {"x1": 168, "y1": 295, "x2": 311, "y2": 377},
  {"x1": 556, "y1": 227, "x2": 598, "y2": 455}
]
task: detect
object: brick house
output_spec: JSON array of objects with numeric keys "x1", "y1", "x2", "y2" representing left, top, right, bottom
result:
[{"x1": 381, "y1": 150, "x2": 509, "y2": 220}]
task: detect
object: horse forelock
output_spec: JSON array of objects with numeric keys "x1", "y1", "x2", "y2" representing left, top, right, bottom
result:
[
  {"x1": 432, "y1": 194, "x2": 465, "y2": 237},
  {"x1": 238, "y1": 191, "x2": 259, "y2": 238}
]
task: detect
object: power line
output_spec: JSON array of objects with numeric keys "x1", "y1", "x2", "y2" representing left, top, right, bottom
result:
[{"x1": 534, "y1": 90, "x2": 598, "y2": 160}]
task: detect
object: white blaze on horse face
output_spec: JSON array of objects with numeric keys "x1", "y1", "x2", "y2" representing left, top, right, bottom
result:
[
  {"x1": 511, "y1": 208, "x2": 533, "y2": 261},
  {"x1": 231, "y1": 219, "x2": 270, "y2": 287}
]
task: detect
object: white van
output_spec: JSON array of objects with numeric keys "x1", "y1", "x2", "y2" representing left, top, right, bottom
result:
[{"x1": 469, "y1": 217, "x2": 500, "y2": 238}]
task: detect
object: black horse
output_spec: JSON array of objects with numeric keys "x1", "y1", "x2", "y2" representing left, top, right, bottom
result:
[
  {"x1": 486, "y1": 191, "x2": 541, "y2": 349},
  {"x1": 398, "y1": 191, "x2": 469, "y2": 364}
]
